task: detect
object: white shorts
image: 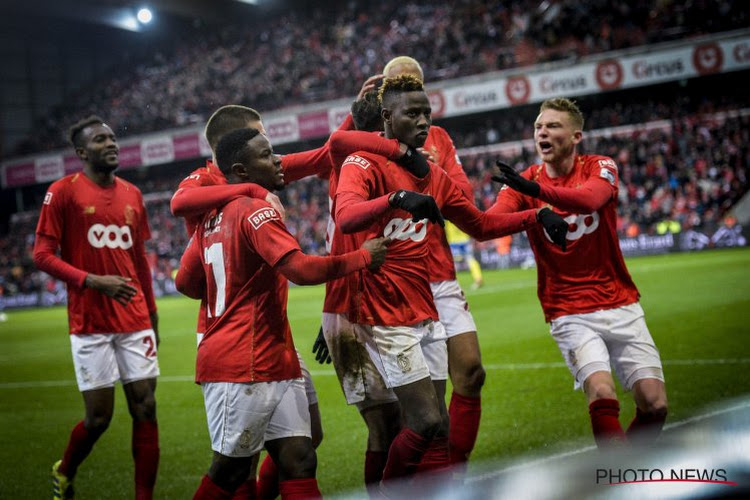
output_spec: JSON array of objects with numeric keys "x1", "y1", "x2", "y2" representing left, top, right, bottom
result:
[
  {"x1": 69, "y1": 329, "x2": 160, "y2": 392},
  {"x1": 358, "y1": 319, "x2": 448, "y2": 388},
  {"x1": 202, "y1": 378, "x2": 311, "y2": 457},
  {"x1": 297, "y1": 351, "x2": 318, "y2": 406},
  {"x1": 322, "y1": 313, "x2": 397, "y2": 409},
  {"x1": 550, "y1": 303, "x2": 665, "y2": 391},
  {"x1": 430, "y1": 280, "x2": 477, "y2": 338}
]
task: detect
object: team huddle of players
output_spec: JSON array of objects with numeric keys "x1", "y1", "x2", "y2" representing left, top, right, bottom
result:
[{"x1": 35, "y1": 56, "x2": 668, "y2": 500}]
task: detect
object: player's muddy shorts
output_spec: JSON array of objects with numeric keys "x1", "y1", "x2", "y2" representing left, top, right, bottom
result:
[
  {"x1": 430, "y1": 280, "x2": 477, "y2": 338},
  {"x1": 550, "y1": 302, "x2": 664, "y2": 391},
  {"x1": 70, "y1": 329, "x2": 160, "y2": 391},
  {"x1": 201, "y1": 378, "x2": 310, "y2": 457}
]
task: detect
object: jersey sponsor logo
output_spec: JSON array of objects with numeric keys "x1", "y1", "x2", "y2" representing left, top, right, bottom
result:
[
  {"x1": 599, "y1": 167, "x2": 616, "y2": 185},
  {"x1": 543, "y1": 212, "x2": 600, "y2": 244},
  {"x1": 87, "y1": 224, "x2": 133, "y2": 250},
  {"x1": 597, "y1": 158, "x2": 618, "y2": 171},
  {"x1": 43, "y1": 192, "x2": 53, "y2": 205},
  {"x1": 184, "y1": 173, "x2": 201, "y2": 181},
  {"x1": 383, "y1": 217, "x2": 428, "y2": 242},
  {"x1": 247, "y1": 207, "x2": 280, "y2": 230},
  {"x1": 342, "y1": 155, "x2": 371, "y2": 170}
]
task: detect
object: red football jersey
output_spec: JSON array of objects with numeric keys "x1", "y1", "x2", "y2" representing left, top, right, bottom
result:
[
  {"x1": 423, "y1": 125, "x2": 474, "y2": 283},
  {"x1": 35, "y1": 173, "x2": 153, "y2": 334},
  {"x1": 188, "y1": 197, "x2": 302, "y2": 383},
  {"x1": 176, "y1": 160, "x2": 228, "y2": 236},
  {"x1": 336, "y1": 152, "x2": 536, "y2": 326},
  {"x1": 491, "y1": 154, "x2": 640, "y2": 322}
]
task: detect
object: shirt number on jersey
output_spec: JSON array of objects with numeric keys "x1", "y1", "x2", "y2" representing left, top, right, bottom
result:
[
  {"x1": 204, "y1": 243, "x2": 226, "y2": 318},
  {"x1": 383, "y1": 217, "x2": 428, "y2": 242}
]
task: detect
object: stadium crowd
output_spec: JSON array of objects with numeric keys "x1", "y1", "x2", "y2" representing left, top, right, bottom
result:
[
  {"x1": 1, "y1": 103, "x2": 747, "y2": 302},
  {"x1": 10, "y1": 0, "x2": 747, "y2": 156}
]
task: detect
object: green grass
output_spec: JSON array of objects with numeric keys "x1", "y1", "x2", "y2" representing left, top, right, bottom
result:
[{"x1": 1, "y1": 248, "x2": 749, "y2": 498}]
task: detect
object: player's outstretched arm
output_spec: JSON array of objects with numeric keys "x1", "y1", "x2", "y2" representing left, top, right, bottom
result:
[
  {"x1": 171, "y1": 184, "x2": 284, "y2": 219},
  {"x1": 492, "y1": 160, "x2": 613, "y2": 213},
  {"x1": 275, "y1": 238, "x2": 389, "y2": 285}
]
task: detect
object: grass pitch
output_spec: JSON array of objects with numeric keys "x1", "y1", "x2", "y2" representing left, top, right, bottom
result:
[{"x1": 1, "y1": 248, "x2": 749, "y2": 498}]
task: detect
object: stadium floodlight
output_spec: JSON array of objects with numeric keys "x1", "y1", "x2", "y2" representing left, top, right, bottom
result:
[
  {"x1": 120, "y1": 15, "x2": 140, "y2": 31},
  {"x1": 137, "y1": 7, "x2": 153, "y2": 24},
  {"x1": 235, "y1": 0, "x2": 259, "y2": 4}
]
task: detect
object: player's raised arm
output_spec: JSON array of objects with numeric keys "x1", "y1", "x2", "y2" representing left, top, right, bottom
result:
[
  {"x1": 492, "y1": 159, "x2": 615, "y2": 213},
  {"x1": 171, "y1": 183, "x2": 272, "y2": 217}
]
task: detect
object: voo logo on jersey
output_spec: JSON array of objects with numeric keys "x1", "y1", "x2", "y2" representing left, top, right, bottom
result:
[
  {"x1": 543, "y1": 212, "x2": 600, "y2": 244},
  {"x1": 87, "y1": 224, "x2": 133, "y2": 250},
  {"x1": 383, "y1": 218, "x2": 428, "y2": 242}
]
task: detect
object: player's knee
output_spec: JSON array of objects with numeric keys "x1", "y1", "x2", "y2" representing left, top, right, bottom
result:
[
  {"x1": 132, "y1": 395, "x2": 157, "y2": 421},
  {"x1": 590, "y1": 384, "x2": 618, "y2": 401},
  {"x1": 643, "y1": 398, "x2": 668, "y2": 418},
  {"x1": 85, "y1": 414, "x2": 112, "y2": 435},
  {"x1": 463, "y1": 362, "x2": 486, "y2": 392},
  {"x1": 279, "y1": 444, "x2": 317, "y2": 479},
  {"x1": 410, "y1": 409, "x2": 443, "y2": 439}
]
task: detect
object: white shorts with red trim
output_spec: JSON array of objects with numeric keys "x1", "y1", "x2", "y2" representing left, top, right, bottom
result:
[{"x1": 69, "y1": 329, "x2": 159, "y2": 391}]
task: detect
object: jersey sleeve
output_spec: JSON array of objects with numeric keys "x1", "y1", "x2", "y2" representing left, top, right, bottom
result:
[
  {"x1": 281, "y1": 144, "x2": 334, "y2": 183},
  {"x1": 35, "y1": 181, "x2": 67, "y2": 241},
  {"x1": 535, "y1": 156, "x2": 618, "y2": 213},
  {"x1": 239, "y1": 203, "x2": 301, "y2": 267},
  {"x1": 328, "y1": 131, "x2": 402, "y2": 171},
  {"x1": 434, "y1": 127, "x2": 473, "y2": 200},
  {"x1": 175, "y1": 234, "x2": 205, "y2": 299}
]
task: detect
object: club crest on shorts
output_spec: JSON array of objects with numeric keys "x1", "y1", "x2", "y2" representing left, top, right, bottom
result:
[
  {"x1": 239, "y1": 429, "x2": 252, "y2": 449},
  {"x1": 397, "y1": 353, "x2": 411, "y2": 373}
]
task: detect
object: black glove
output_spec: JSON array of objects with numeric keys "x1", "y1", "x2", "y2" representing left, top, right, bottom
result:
[
  {"x1": 537, "y1": 208, "x2": 568, "y2": 251},
  {"x1": 389, "y1": 190, "x2": 445, "y2": 227},
  {"x1": 491, "y1": 160, "x2": 541, "y2": 198},
  {"x1": 312, "y1": 326, "x2": 331, "y2": 364},
  {"x1": 398, "y1": 146, "x2": 430, "y2": 178}
]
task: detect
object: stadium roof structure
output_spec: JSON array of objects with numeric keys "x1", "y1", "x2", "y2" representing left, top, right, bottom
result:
[{"x1": 0, "y1": 0, "x2": 262, "y2": 31}]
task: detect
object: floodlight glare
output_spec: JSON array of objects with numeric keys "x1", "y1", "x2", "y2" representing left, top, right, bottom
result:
[{"x1": 137, "y1": 8, "x2": 153, "y2": 24}]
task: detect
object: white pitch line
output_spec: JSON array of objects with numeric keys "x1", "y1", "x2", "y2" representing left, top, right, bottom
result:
[
  {"x1": 467, "y1": 399, "x2": 750, "y2": 482},
  {"x1": 2, "y1": 358, "x2": 749, "y2": 389}
]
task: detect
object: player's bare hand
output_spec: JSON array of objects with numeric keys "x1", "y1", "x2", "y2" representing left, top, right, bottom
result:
[
  {"x1": 265, "y1": 192, "x2": 286, "y2": 220},
  {"x1": 361, "y1": 237, "x2": 391, "y2": 270},
  {"x1": 357, "y1": 74, "x2": 384, "y2": 100},
  {"x1": 85, "y1": 274, "x2": 138, "y2": 306},
  {"x1": 416, "y1": 147, "x2": 435, "y2": 163}
]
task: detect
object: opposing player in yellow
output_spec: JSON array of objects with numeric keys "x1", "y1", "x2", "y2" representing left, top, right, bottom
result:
[{"x1": 445, "y1": 221, "x2": 484, "y2": 290}]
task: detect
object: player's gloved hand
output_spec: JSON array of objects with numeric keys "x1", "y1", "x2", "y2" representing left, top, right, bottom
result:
[
  {"x1": 491, "y1": 160, "x2": 541, "y2": 198},
  {"x1": 398, "y1": 145, "x2": 430, "y2": 178},
  {"x1": 537, "y1": 208, "x2": 569, "y2": 250},
  {"x1": 312, "y1": 326, "x2": 332, "y2": 364},
  {"x1": 389, "y1": 190, "x2": 445, "y2": 226}
]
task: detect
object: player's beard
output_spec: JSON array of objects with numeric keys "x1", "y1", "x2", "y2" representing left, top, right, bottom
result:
[{"x1": 91, "y1": 159, "x2": 119, "y2": 174}]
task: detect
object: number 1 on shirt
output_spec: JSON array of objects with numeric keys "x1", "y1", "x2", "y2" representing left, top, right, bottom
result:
[{"x1": 204, "y1": 242, "x2": 226, "y2": 318}]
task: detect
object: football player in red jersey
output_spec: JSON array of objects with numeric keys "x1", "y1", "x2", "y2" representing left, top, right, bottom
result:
[
  {"x1": 33, "y1": 116, "x2": 160, "y2": 499},
  {"x1": 490, "y1": 97, "x2": 668, "y2": 448},
  {"x1": 334, "y1": 76, "x2": 567, "y2": 490},
  {"x1": 382, "y1": 56, "x2": 487, "y2": 471},
  {"x1": 176, "y1": 127, "x2": 389, "y2": 499}
]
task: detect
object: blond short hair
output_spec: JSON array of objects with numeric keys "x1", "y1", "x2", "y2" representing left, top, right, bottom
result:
[
  {"x1": 539, "y1": 98, "x2": 584, "y2": 130},
  {"x1": 378, "y1": 74, "x2": 425, "y2": 106},
  {"x1": 383, "y1": 56, "x2": 424, "y2": 81}
]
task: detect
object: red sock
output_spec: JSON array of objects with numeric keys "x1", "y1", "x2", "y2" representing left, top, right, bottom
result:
[
  {"x1": 364, "y1": 450, "x2": 387, "y2": 498},
  {"x1": 381, "y1": 427, "x2": 430, "y2": 481},
  {"x1": 232, "y1": 478, "x2": 257, "y2": 500},
  {"x1": 588, "y1": 399, "x2": 627, "y2": 448},
  {"x1": 59, "y1": 420, "x2": 102, "y2": 478},
  {"x1": 194, "y1": 475, "x2": 233, "y2": 500},
  {"x1": 415, "y1": 436, "x2": 450, "y2": 473},
  {"x1": 132, "y1": 420, "x2": 160, "y2": 500},
  {"x1": 626, "y1": 408, "x2": 667, "y2": 444},
  {"x1": 279, "y1": 478, "x2": 321, "y2": 500},
  {"x1": 448, "y1": 392, "x2": 481, "y2": 465},
  {"x1": 256, "y1": 455, "x2": 279, "y2": 500}
]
